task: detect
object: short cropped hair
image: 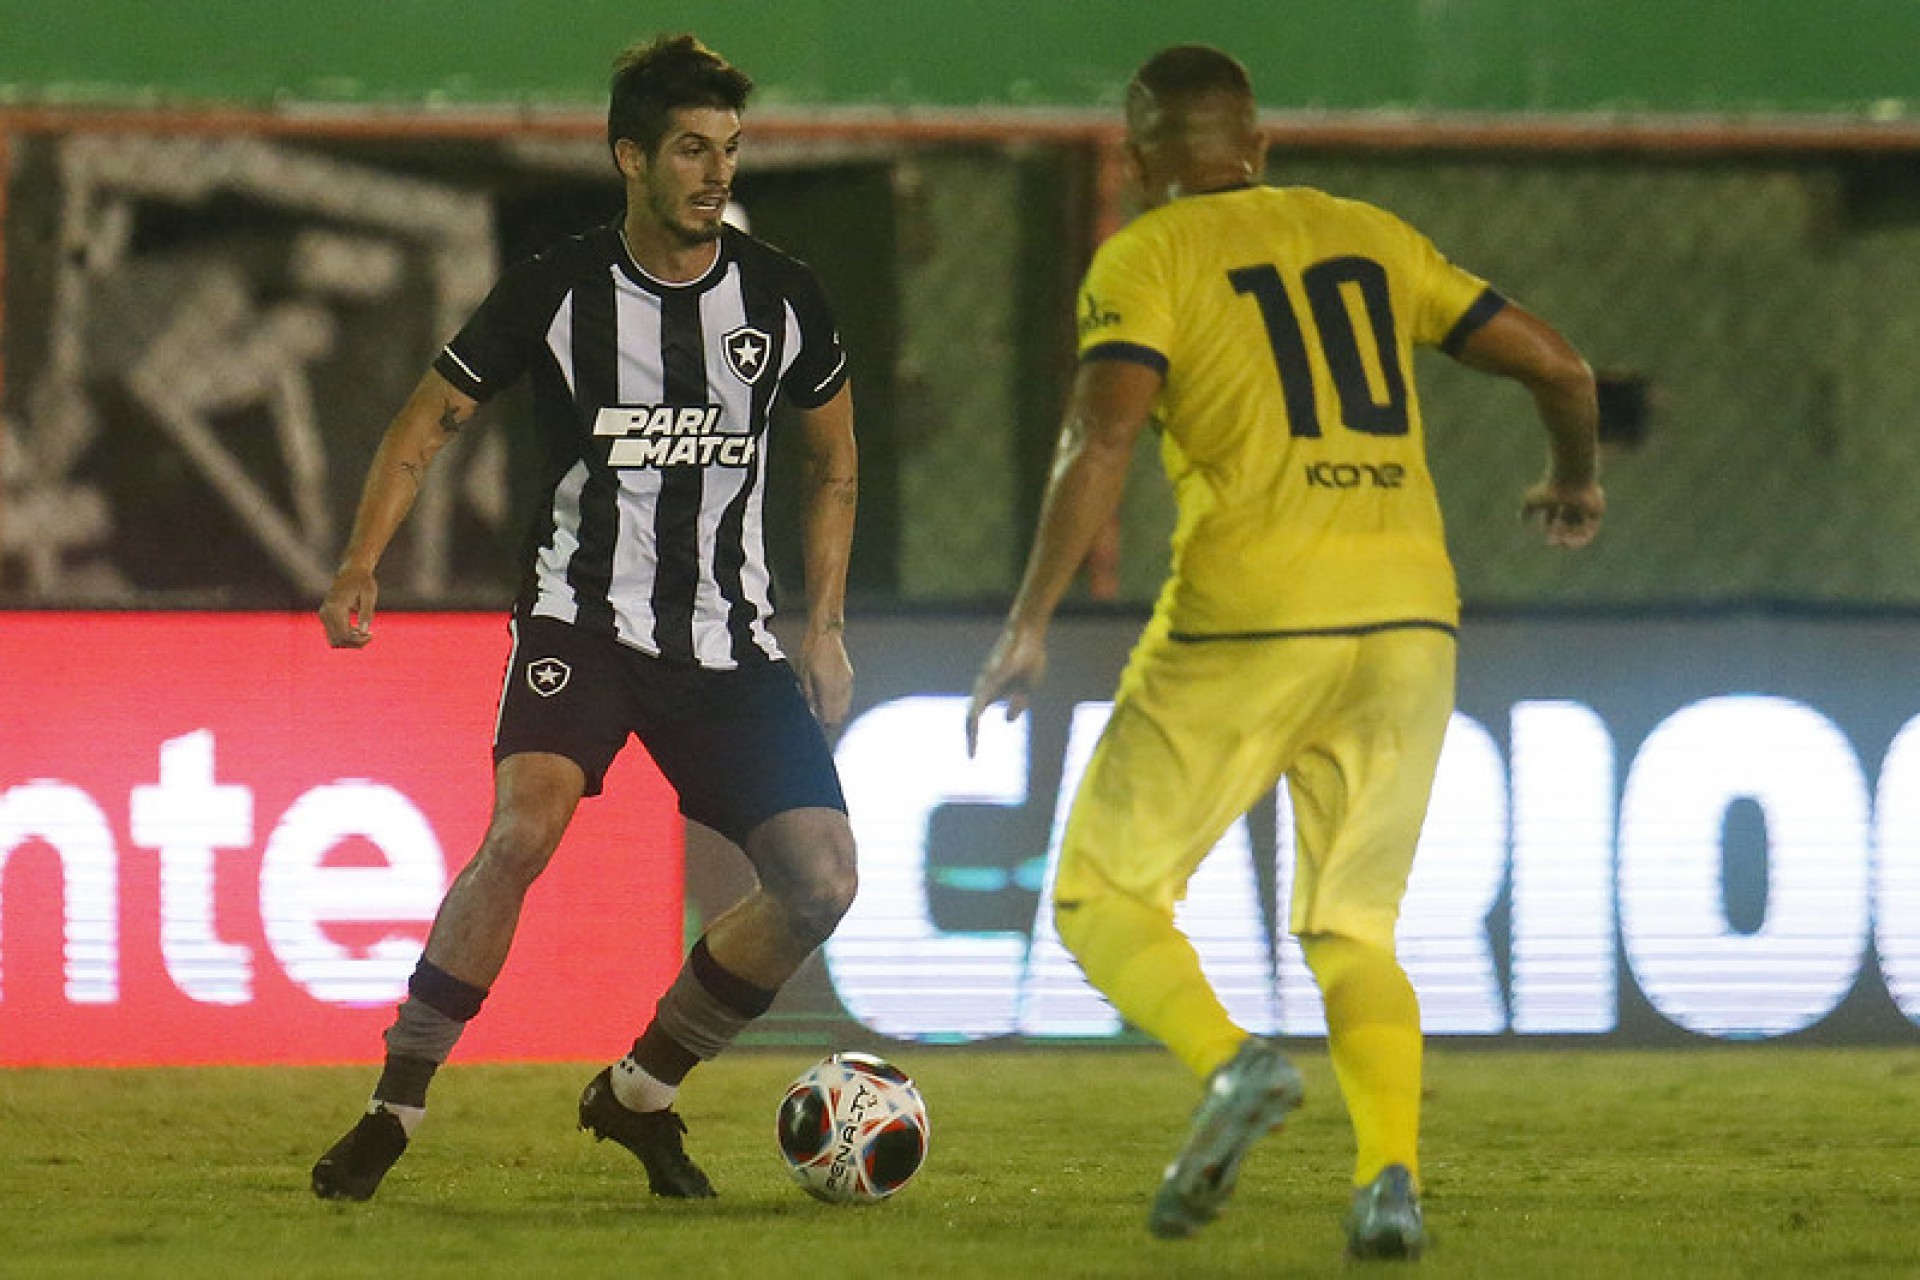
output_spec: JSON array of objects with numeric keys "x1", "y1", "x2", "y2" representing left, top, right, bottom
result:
[
  {"x1": 1130, "y1": 44, "x2": 1255, "y2": 104},
  {"x1": 607, "y1": 34, "x2": 754, "y2": 159}
]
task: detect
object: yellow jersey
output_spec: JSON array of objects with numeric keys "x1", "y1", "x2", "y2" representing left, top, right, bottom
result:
[{"x1": 1077, "y1": 184, "x2": 1503, "y2": 636}]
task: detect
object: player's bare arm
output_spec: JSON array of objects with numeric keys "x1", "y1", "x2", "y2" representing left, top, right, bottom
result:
[
  {"x1": 796, "y1": 382, "x2": 859, "y2": 731},
  {"x1": 1452, "y1": 302, "x2": 1605, "y2": 549},
  {"x1": 966, "y1": 357, "x2": 1159, "y2": 754},
  {"x1": 318, "y1": 369, "x2": 478, "y2": 648}
]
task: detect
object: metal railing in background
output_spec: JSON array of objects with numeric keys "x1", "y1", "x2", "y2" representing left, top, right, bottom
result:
[{"x1": 7, "y1": 106, "x2": 1920, "y2": 610}]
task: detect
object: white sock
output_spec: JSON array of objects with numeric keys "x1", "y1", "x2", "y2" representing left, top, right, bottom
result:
[
  {"x1": 371, "y1": 1099, "x2": 426, "y2": 1138},
  {"x1": 611, "y1": 1056, "x2": 679, "y2": 1113}
]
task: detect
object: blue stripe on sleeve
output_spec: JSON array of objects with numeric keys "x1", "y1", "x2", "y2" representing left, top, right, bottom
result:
[
  {"x1": 1082, "y1": 341, "x2": 1170, "y2": 376},
  {"x1": 1439, "y1": 288, "x2": 1508, "y2": 356}
]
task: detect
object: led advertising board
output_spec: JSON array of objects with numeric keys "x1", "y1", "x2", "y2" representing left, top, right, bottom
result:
[
  {"x1": 815, "y1": 612, "x2": 1920, "y2": 1047},
  {"x1": 0, "y1": 613, "x2": 683, "y2": 1065},
  {"x1": 5, "y1": 610, "x2": 1918, "y2": 1063}
]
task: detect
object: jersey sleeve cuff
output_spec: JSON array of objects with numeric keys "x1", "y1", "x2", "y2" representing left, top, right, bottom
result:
[
  {"x1": 1081, "y1": 341, "x2": 1170, "y2": 376},
  {"x1": 432, "y1": 345, "x2": 489, "y2": 401},
  {"x1": 783, "y1": 352, "x2": 851, "y2": 410},
  {"x1": 1439, "y1": 288, "x2": 1509, "y2": 356}
]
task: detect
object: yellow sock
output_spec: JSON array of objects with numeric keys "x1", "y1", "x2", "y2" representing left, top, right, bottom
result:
[
  {"x1": 1055, "y1": 893, "x2": 1246, "y2": 1080},
  {"x1": 1300, "y1": 933, "x2": 1423, "y2": 1187}
]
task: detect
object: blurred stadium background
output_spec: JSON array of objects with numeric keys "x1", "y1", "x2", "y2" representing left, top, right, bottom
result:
[
  {"x1": 5, "y1": 0, "x2": 1920, "y2": 1067},
  {"x1": 15, "y1": 0, "x2": 1920, "y2": 610}
]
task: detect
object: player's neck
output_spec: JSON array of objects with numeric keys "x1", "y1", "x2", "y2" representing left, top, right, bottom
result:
[
  {"x1": 1170, "y1": 164, "x2": 1259, "y2": 201},
  {"x1": 619, "y1": 216, "x2": 721, "y2": 284}
]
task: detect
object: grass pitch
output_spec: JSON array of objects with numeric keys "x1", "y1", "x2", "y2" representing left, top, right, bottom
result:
[{"x1": 1, "y1": 1045, "x2": 1915, "y2": 1278}]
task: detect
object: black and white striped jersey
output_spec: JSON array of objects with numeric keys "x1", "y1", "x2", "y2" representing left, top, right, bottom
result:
[{"x1": 433, "y1": 223, "x2": 849, "y2": 670}]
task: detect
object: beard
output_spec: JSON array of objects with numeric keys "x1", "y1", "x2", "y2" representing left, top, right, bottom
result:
[{"x1": 648, "y1": 186, "x2": 725, "y2": 246}]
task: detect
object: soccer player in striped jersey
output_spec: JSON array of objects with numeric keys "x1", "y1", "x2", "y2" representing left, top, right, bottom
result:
[
  {"x1": 967, "y1": 45, "x2": 1604, "y2": 1260},
  {"x1": 312, "y1": 34, "x2": 860, "y2": 1203}
]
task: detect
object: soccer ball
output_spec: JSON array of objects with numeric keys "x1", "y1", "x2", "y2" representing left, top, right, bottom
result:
[{"x1": 775, "y1": 1051, "x2": 930, "y2": 1204}]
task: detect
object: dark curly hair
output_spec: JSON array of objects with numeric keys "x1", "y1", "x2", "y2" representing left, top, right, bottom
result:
[{"x1": 607, "y1": 34, "x2": 754, "y2": 160}]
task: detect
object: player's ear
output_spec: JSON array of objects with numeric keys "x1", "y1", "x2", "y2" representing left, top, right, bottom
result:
[
  {"x1": 613, "y1": 136, "x2": 648, "y2": 181},
  {"x1": 1119, "y1": 137, "x2": 1148, "y2": 192},
  {"x1": 1247, "y1": 129, "x2": 1269, "y2": 179}
]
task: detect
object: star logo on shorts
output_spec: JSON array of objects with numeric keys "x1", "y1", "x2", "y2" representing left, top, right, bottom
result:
[
  {"x1": 527, "y1": 657, "x2": 571, "y2": 698},
  {"x1": 722, "y1": 325, "x2": 772, "y2": 385}
]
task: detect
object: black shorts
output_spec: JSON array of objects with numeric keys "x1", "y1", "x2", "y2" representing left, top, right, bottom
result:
[{"x1": 493, "y1": 613, "x2": 847, "y2": 845}]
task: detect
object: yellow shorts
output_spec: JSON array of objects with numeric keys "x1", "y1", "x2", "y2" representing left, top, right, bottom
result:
[{"x1": 1053, "y1": 623, "x2": 1457, "y2": 949}]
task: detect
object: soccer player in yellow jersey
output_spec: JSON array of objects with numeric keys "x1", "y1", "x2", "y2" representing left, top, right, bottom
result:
[{"x1": 968, "y1": 45, "x2": 1604, "y2": 1259}]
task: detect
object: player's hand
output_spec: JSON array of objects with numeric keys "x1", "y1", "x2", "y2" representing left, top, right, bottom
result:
[
  {"x1": 800, "y1": 623, "x2": 855, "y2": 733},
  {"x1": 966, "y1": 624, "x2": 1047, "y2": 757},
  {"x1": 1520, "y1": 477, "x2": 1605, "y2": 549},
  {"x1": 318, "y1": 567, "x2": 378, "y2": 648}
]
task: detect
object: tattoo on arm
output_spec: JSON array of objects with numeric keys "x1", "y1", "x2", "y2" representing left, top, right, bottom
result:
[{"x1": 437, "y1": 404, "x2": 466, "y2": 437}]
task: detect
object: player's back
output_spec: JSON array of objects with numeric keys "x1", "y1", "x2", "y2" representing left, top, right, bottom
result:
[{"x1": 1080, "y1": 185, "x2": 1498, "y2": 636}]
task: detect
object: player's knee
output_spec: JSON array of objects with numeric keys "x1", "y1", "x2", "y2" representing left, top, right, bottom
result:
[
  {"x1": 1053, "y1": 888, "x2": 1177, "y2": 971},
  {"x1": 750, "y1": 810, "x2": 858, "y2": 946},
  {"x1": 785, "y1": 848, "x2": 857, "y2": 948},
  {"x1": 1052, "y1": 895, "x2": 1095, "y2": 960},
  {"x1": 470, "y1": 809, "x2": 567, "y2": 889},
  {"x1": 1300, "y1": 931, "x2": 1407, "y2": 994},
  {"x1": 770, "y1": 833, "x2": 857, "y2": 948}
]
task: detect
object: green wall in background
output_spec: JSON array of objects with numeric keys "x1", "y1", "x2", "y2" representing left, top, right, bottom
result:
[{"x1": 6, "y1": 0, "x2": 1919, "y2": 115}]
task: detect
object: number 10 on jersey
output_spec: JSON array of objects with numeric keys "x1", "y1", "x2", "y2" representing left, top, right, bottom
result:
[{"x1": 1229, "y1": 256, "x2": 1409, "y2": 440}]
